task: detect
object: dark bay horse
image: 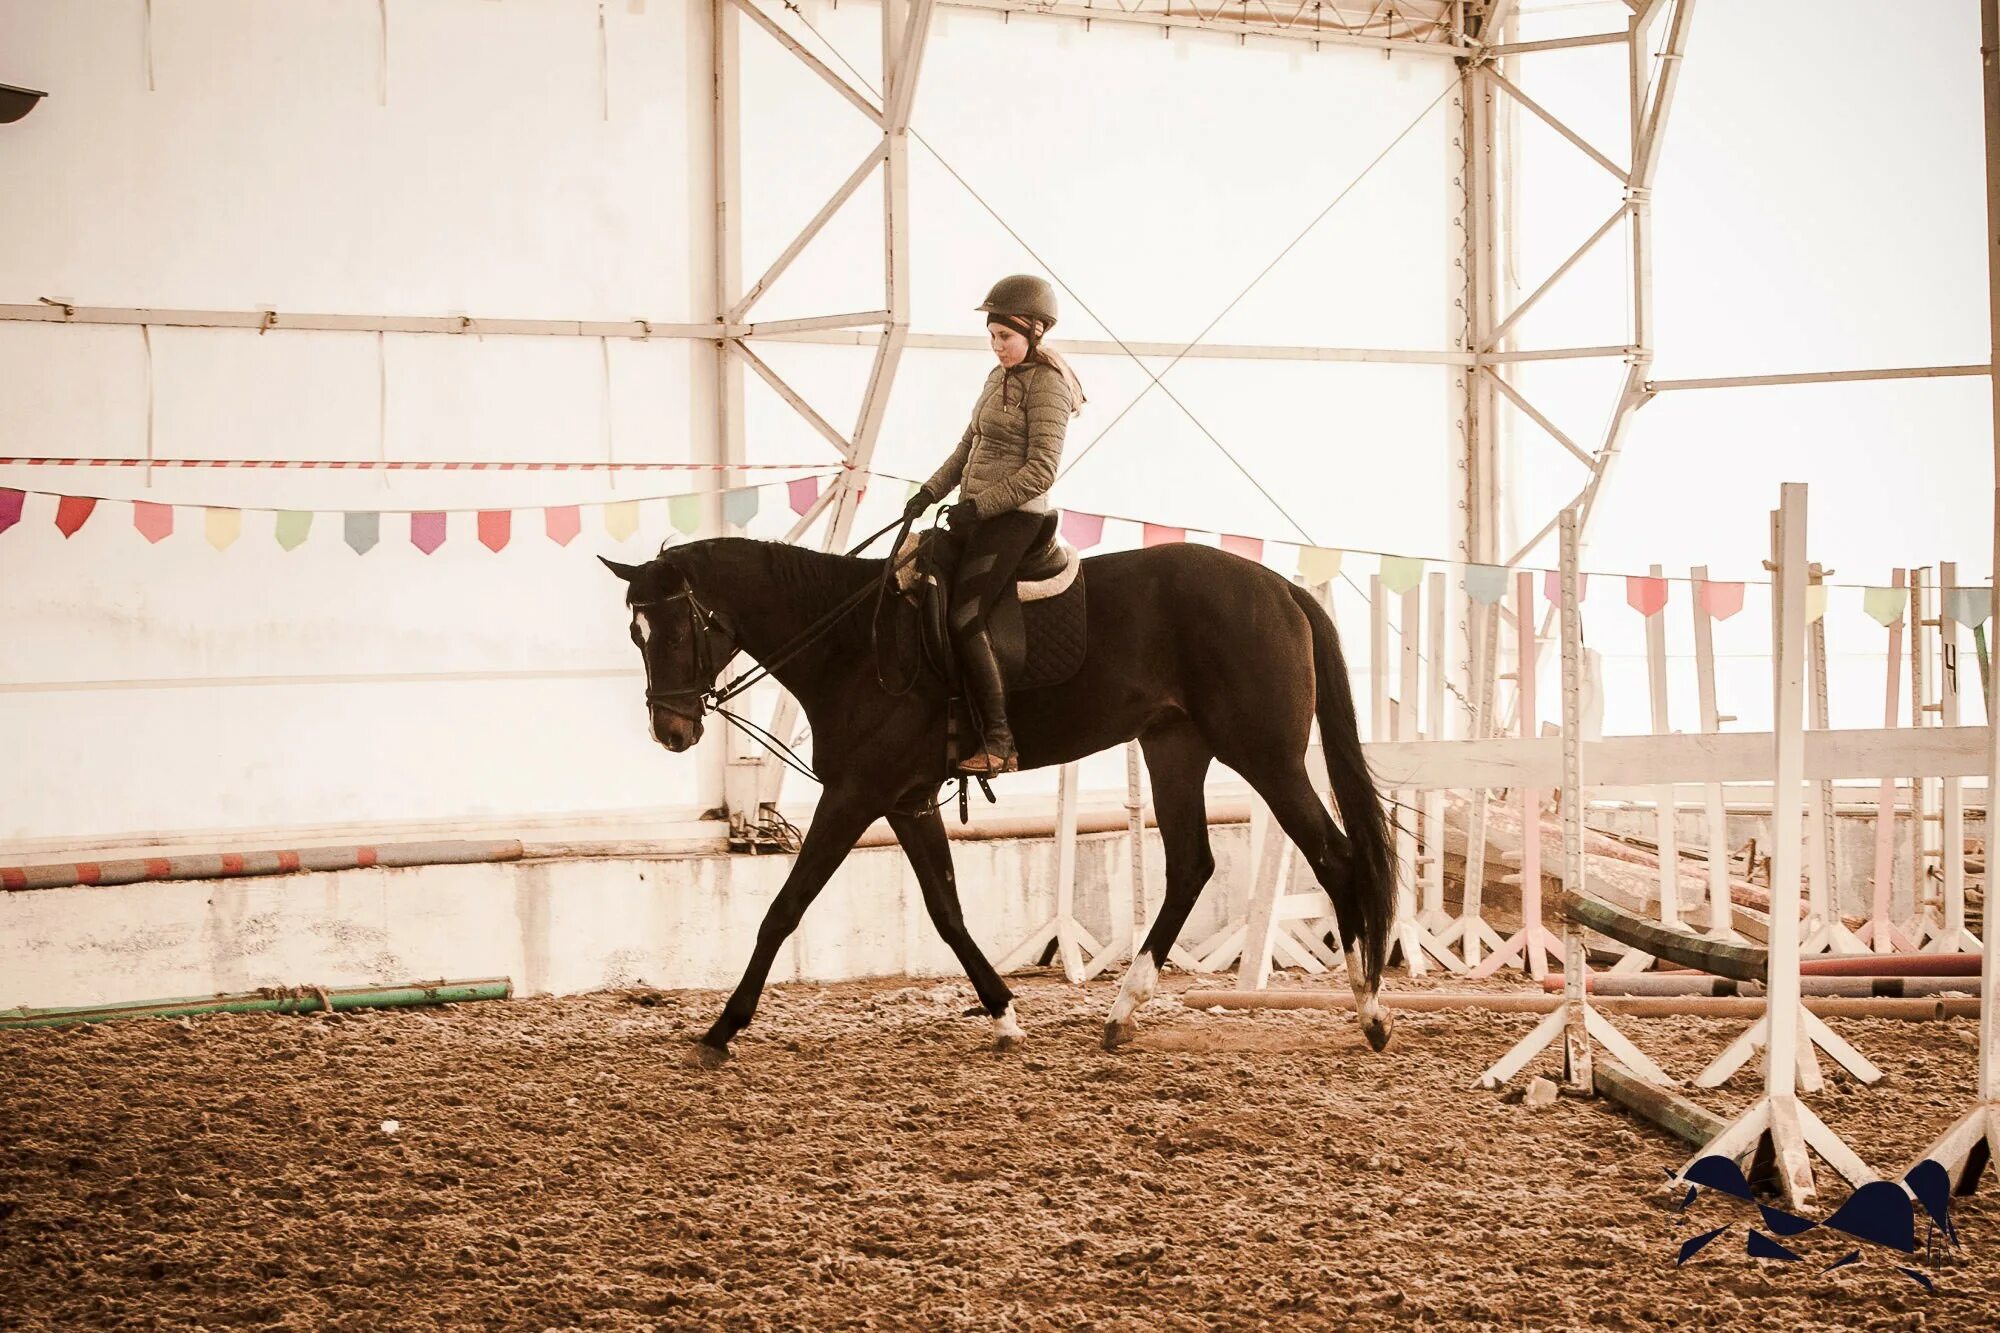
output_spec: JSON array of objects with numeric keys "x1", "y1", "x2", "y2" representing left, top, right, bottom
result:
[{"x1": 603, "y1": 537, "x2": 1393, "y2": 1066}]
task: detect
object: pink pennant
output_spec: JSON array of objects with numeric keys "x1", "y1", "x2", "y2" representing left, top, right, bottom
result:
[
  {"x1": 478, "y1": 510, "x2": 511, "y2": 553},
  {"x1": 789, "y1": 476, "x2": 819, "y2": 516},
  {"x1": 410, "y1": 511, "x2": 446, "y2": 555},
  {"x1": 55, "y1": 495, "x2": 96, "y2": 538},
  {"x1": 1625, "y1": 575, "x2": 1668, "y2": 618},
  {"x1": 1542, "y1": 568, "x2": 1587, "y2": 603},
  {"x1": 1143, "y1": 523, "x2": 1184, "y2": 548},
  {"x1": 1060, "y1": 510, "x2": 1104, "y2": 550},
  {"x1": 132, "y1": 500, "x2": 174, "y2": 544},
  {"x1": 1220, "y1": 533, "x2": 1263, "y2": 562},
  {"x1": 1697, "y1": 579, "x2": 1745, "y2": 621},
  {"x1": 0, "y1": 488, "x2": 24, "y2": 536},
  {"x1": 545, "y1": 505, "x2": 580, "y2": 547}
]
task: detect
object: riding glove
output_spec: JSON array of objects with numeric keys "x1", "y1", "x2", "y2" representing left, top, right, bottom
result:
[{"x1": 902, "y1": 489, "x2": 934, "y2": 522}]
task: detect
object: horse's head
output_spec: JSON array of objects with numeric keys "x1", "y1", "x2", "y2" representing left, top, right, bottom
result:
[{"x1": 602, "y1": 553, "x2": 738, "y2": 753}]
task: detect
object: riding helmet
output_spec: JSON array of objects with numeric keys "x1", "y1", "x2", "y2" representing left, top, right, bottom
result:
[{"x1": 976, "y1": 274, "x2": 1059, "y2": 331}]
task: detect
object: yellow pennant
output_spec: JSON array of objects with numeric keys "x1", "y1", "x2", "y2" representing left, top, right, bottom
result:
[
  {"x1": 1803, "y1": 584, "x2": 1829, "y2": 624},
  {"x1": 204, "y1": 507, "x2": 241, "y2": 550},
  {"x1": 604, "y1": 500, "x2": 639, "y2": 542},
  {"x1": 1296, "y1": 545, "x2": 1343, "y2": 585}
]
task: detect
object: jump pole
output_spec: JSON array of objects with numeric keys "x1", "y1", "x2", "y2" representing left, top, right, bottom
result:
[
  {"x1": 1907, "y1": 565, "x2": 1943, "y2": 947},
  {"x1": 1477, "y1": 510, "x2": 1671, "y2": 1092},
  {"x1": 1855, "y1": 568, "x2": 1917, "y2": 953},
  {"x1": 1419, "y1": 571, "x2": 1456, "y2": 942},
  {"x1": 1470, "y1": 569, "x2": 1563, "y2": 979},
  {"x1": 1694, "y1": 496, "x2": 1883, "y2": 1093},
  {"x1": 1389, "y1": 576, "x2": 1456, "y2": 974},
  {"x1": 1910, "y1": 0, "x2": 2000, "y2": 1192},
  {"x1": 1925, "y1": 560, "x2": 1982, "y2": 954},
  {"x1": 1691, "y1": 564, "x2": 1746, "y2": 943},
  {"x1": 1439, "y1": 588, "x2": 1506, "y2": 965},
  {"x1": 1608, "y1": 561, "x2": 1684, "y2": 972},
  {"x1": 996, "y1": 760, "x2": 1107, "y2": 982},
  {"x1": 1676, "y1": 483, "x2": 1875, "y2": 1213},
  {"x1": 1800, "y1": 562, "x2": 1866, "y2": 954}
]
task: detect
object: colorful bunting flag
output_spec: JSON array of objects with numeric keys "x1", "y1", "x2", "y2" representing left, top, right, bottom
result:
[
  {"x1": 410, "y1": 511, "x2": 446, "y2": 555},
  {"x1": 0, "y1": 488, "x2": 24, "y2": 536},
  {"x1": 1945, "y1": 587, "x2": 1992, "y2": 628},
  {"x1": 723, "y1": 487, "x2": 759, "y2": 526},
  {"x1": 1804, "y1": 584, "x2": 1828, "y2": 624},
  {"x1": 1379, "y1": 555, "x2": 1424, "y2": 596},
  {"x1": 1625, "y1": 575, "x2": 1668, "y2": 618},
  {"x1": 545, "y1": 505, "x2": 581, "y2": 547},
  {"x1": 1861, "y1": 585, "x2": 1909, "y2": 627},
  {"x1": 1220, "y1": 533, "x2": 1263, "y2": 562},
  {"x1": 1542, "y1": 568, "x2": 1588, "y2": 603},
  {"x1": 1697, "y1": 579, "x2": 1745, "y2": 621},
  {"x1": 789, "y1": 476, "x2": 819, "y2": 516},
  {"x1": 344, "y1": 511, "x2": 378, "y2": 555},
  {"x1": 55, "y1": 495, "x2": 96, "y2": 538},
  {"x1": 1297, "y1": 546, "x2": 1343, "y2": 585},
  {"x1": 1061, "y1": 510, "x2": 1104, "y2": 550},
  {"x1": 205, "y1": 507, "x2": 241, "y2": 551},
  {"x1": 668, "y1": 494, "x2": 702, "y2": 536},
  {"x1": 275, "y1": 510, "x2": 313, "y2": 551},
  {"x1": 133, "y1": 501, "x2": 173, "y2": 544},
  {"x1": 1462, "y1": 563, "x2": 1509, "y2": 605},
  {"x1": 478, "y1": 510, "x2": 511, "y2": 553},
  {"x1": 1143, "y1": 523, "x2": 1184, "y2": 548},
  {"x1": 603, "y1": 501, "x2": 638, "y2": 542}
]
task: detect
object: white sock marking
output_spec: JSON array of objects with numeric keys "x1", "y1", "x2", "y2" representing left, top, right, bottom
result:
[
  {"x1": 1108, "y1": 952, "x2": 1160, "y2": 1025},
  {"x1": 991, "y1": 1002, "x2": 1025, "y2": 1043}
]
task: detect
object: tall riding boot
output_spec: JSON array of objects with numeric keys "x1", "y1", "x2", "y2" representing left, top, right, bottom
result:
[{"x1": 957, "y1": 627, "x2": 1018, "y2": 775}]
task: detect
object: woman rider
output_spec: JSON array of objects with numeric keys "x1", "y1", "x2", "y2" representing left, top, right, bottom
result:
[{"x1": 903, "y1": 274, "x2": 1086, "y2": 776}]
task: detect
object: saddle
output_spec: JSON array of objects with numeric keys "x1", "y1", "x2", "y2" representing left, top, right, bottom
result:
[{"x1": 896, "y1": 512, "x2": 1088, "y2": 695}]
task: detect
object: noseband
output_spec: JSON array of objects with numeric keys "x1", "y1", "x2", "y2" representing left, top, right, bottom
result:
[{"x1": 635, "y1": 586, "x2": 734, "y2": 722}]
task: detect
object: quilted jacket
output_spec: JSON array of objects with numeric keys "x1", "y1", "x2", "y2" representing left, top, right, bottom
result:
[{"x1": 923, "y1": 359, "x2": 1074, "y2": 518}]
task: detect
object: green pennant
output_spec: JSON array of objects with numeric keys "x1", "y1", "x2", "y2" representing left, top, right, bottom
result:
[
  {"x1": 274, "y1": 510, "x2": 313, "y2": 551},
  {"x1": 669, "y1": 493, "x2": 703, "y2": 536}
]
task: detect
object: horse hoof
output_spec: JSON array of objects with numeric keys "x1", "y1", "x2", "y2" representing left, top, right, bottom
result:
[
  {"x1": 992, "y1": 1033, "x2": 1024, "y2": 1054},
  {"x1": 687, "y1": 1041, "x2": 731, "y2": 1070},
  {"x1": 1360, "y1": 1014, "x2": 1393, "y2": 1053},
  {"x1": 1101, "y1": 1017, "x2": 1136, "y2": 1051}
]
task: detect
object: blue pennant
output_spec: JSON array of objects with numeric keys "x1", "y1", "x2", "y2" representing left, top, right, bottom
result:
[
  {"x1": 1746, "y1": 1230, "x2": 1804, "y2": 1263},
  {"x1": 1903, "y1": 1160, "x2": 1959, "y2": 1247},
  {"x1": 1822, "y1": 1181, "x2": 1917, "y2": 1253},
  {"x1": 1676, "y1": 1225, "x2": 1730, "y2": 1266}
]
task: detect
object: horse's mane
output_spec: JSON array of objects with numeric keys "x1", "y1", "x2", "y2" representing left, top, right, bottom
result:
[{"x1": 665, "y1": 538, "x2": 881, "y2": 633}]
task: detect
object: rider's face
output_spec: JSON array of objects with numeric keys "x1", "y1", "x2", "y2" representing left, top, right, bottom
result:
[{"x1": 989, "y1": 323, "x2": 1030, "y2": 368}]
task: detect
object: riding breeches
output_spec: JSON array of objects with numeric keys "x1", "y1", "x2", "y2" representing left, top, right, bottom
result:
[{"x1": 948, "y1": 510, "x2": 1045, "y2": 644}]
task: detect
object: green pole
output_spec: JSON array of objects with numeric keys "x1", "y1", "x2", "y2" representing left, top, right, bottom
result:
[{"x1": 0, "y1": 978, "x2": 512, "y2": 1029}]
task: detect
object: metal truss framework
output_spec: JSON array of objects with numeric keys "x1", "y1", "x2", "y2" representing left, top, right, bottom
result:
[{"x1": 6, "y1": 1, "x2": 1992, "y2": 831}]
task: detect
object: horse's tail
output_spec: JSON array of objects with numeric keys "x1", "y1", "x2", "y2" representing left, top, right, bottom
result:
[{"x1": 1287, "y1": 582, "x2": 1393, "y2": 991}]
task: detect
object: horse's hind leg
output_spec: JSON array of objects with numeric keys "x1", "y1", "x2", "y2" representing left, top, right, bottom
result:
[
  {"x1": 887, "y1": 807, "x2": 1023, "y2": 1051},
  {"x1": 1238, "y1": 761, "x2": 1392, "y2": 1052},
  {"x1": 1103, "y1": 721, "x2": 1215, "y2": 1050}
]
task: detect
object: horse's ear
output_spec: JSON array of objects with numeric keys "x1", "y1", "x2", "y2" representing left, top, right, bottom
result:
[{"x1": 600, "y1": 556, "x2": 641, "y2": 582}]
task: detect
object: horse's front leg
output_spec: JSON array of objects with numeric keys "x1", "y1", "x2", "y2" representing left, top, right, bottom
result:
[
  {"x1": 693, "y1": 791, "x2": 881, "y2": 1067},
  {"x1": 887, "y1": 806, "x2": 1021, "y2": 1051}
]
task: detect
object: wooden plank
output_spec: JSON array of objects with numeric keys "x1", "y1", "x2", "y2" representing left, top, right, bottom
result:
[
  {"x1": 1361, "y1": 725, "x2": 1991, "y2": 791},
  {"x1": 1597, "y1": 1062, "x2": 1730, "y2": 1150},
  {"x1": 1562, "y1": 890, "x2": 1769, "y2": 983}
]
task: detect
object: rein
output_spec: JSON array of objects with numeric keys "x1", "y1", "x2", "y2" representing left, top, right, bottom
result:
[{"x1": 638, "y1": 513, "x2": 932, "y2": 792}]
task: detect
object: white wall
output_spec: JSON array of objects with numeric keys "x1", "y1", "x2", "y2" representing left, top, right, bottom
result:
[{"x1": 0, "y1": 1, "x2": 1454, "y2": 844}]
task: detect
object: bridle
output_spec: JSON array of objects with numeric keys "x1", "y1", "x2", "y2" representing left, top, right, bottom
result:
[{"x1": 633, "y1": 585, "x2": 737, "y2": 723}]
